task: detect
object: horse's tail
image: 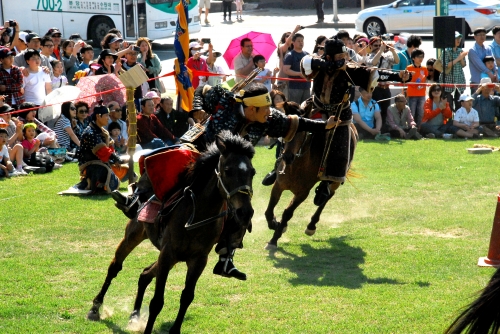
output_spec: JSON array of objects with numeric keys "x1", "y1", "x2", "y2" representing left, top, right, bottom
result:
[{"x1": 445, "y1": 267, "x2": 500, "y2": 334}]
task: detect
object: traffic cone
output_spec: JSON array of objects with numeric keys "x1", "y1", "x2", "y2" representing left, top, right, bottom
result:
[{"x1": 478, "y1": 193, "x2": 500, "y2": 267}]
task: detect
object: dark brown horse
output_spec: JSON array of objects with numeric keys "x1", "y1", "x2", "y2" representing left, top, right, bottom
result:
[
  {"x1": 87, "y1": 131, "x2": 256, "y2": 334},
  {"x1": 264, "y1": 114, "x2": 357, "y2": 250}
]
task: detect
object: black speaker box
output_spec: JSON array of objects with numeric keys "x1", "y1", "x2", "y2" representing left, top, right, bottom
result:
[
  {"x1": 455, "y1": 17, "x2": 466, "y2": 48},
  {"x1": 433, "y1": 16, "x2": 456, "y2": 49}
]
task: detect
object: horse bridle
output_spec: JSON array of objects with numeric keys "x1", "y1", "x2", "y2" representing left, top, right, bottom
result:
[{"x1": 184, "y1": 156, "x2": 253, "y2": 230}]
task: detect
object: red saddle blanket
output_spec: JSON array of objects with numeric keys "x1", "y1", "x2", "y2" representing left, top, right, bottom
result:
[{"x1": 142, "y1": 148, "x2": 200, "y2": 201}]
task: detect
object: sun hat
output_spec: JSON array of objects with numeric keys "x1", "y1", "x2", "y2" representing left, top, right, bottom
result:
[
  {"x1": 459, "y1": 93, "x2": 474, "y2": 102},
  {"x1": 0, "y1": 118, "x2": 8, "y2": 128},
  {"x1": 144, "y1": 91, "x2": 160, "y2": 99},
  {"x1": 0, "y1": 103, "x2": 14, "y2": 114}
]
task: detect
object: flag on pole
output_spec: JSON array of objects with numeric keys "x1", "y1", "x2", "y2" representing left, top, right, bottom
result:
[{"x1": 174, "y1": 0, "x2": 194, "y2": 112}]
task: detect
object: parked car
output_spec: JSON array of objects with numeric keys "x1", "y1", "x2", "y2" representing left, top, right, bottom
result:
[{"x1": 355, "y1": 0, "x2": 500, "y2": 38}]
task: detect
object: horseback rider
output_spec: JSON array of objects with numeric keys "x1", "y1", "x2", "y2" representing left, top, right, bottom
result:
[
  {"x1": 261, "y1": 37, "x2": 410, "y2": 206},
  {"x1": 112, "y1": 81, "x2": 346, "y2": 280}
]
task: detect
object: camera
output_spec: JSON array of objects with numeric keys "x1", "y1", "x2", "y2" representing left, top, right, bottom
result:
[
  {"x1": 132, "y1": 46, "x2": 141, "y2": 52},
  {"x1": 299, "y1": 26, "x2": 305, "y2": 30},
  {"x1": 201, "y1": 38, "x2": 211, "y2": 44},
  {"x1": 8, "y1": 20, "x2": 16, "y2": 27}
]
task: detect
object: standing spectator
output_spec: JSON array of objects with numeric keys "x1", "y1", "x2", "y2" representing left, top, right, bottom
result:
[
  {"x1": 155, "y1": 95, "x2": 189, "y2": 138},
  {"x1": 469, "y1": 28, "x2": 497, "y2": 91},
  {"x1": 283, "y1": 33, "x2": 310, "y2": 104},
  {"x1": 472, "y1": 78, "x2": 500, "y2": 137},
  {"x1": 336, "y1": 30, "x2": 360, "y2": 63},
  {"x1": 440, "y1": 31, "x2": 467, "y2": 111},
  {"x1": 206, "y1": 48, "x2": 226, "y2": 86},
  {"x1": 121, "y1": 47, "x2": 148, "y2": 109},
  {"x1": 222, "y1": 0, "x2": 233, "y2": 22},
  {"x1": 61, "y1": 40, "x2": 82, "y2": 85},
  {"x1": 454, "y1": 94, "x2": 481, "y2": 138},
  {"x1": 352, "y1": 87, "x2": 382, "y2": 140},
  {"x1": 53, "y1": 101, "x2": 80, "y2": 152},
  {"x1": 22, "y1": 49, "x2": 52, "y2": 105},
  {"x1": 199, "y1": 0, "x2": 211, "y2": 24},
  {"x1": 489, "y1": 26, "x2": 500, "y2": 68},
  {"x1": 101, "y1": 33, "x2": 122, "y2": 53},
  {"x1": 406, "y1": 48, "x2": 427, "y2": 126},
  {"x1": 386, "y1": 94, "x2": 421, "y2": 139},
  {"x1": 393, "y1": 35, "x2": 422, "y2": 71},
  {"x1": 0, "y1": 47, "x2": 24, "y2": 108},
  {"x1": 95, "y1": 49, "x2": 120, "y2": 75},
  {"x1": 78, "y1": 45, "x2": 95, "y2": 72},
  {"x1": 426, "y1": 58, "x2": 441, "y2": 83},
  {"x1": 275, "y1": 26, "x2": 302, "y2": 99},
  {"x1": 14, "y1": 33, "x2": 53, "y2": 72},
  {"x1": 187, "y1": 42, "x2": 208, "y2": 89},
  {"x1": 421, "y1": 83, "x2": 463, "y2": 139},
  {"x1": 235, "y1": 0, "x2": 244, "y2": 20},
  {"x1": 137, "y1": 37, "x2": 162, "y2": 90},
  {"x1": 314, "y1": 0, "x2": 324, "y2": 23},
  {"x1": 234, "y1": 38, "x2": 255, "y2": 83},
  {"x1": 253, "y1": 55, "x2": 276, "y2": 92},
  {"x1": 312, "y1": 35, "x2": 327, "y2": 57},
  {"x1": 40, "y1": 36, "x2": 56, "y2": 62},
  {"x1": 50, "y1": 60, "x2": 68, "y2": 90},
  {"x1": 136, "y1": 97, "x2": 176, "y2": 149},
  {"x1": 480, "y1": 56, "x2": 498, "y2": 82},
  {"x1": 45, "y1": 28, "x2": 62, "y2": 60},
  {"x1": 107, "y1": 101, "x2": 128, "y2": 142}
]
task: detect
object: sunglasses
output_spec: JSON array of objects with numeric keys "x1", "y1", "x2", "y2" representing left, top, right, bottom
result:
[
  {"x1": 432, "y1": 89, "x2": 442, "y2": 92},
  {"x1": 78, "y1": 109, "x2": 88, "y2": 114},
  {"x1": 111, "y1": 108, "x2": 121, "y2": 112},
  {"x1": 52, "y1": 34, "x2": 62, "y2": 38},
  {"x1": 70, "y1": 107, "x2": 77, "y2": 110},
  {"x1": 317, "y1": 46, "x2": 324, "y2": 50}
]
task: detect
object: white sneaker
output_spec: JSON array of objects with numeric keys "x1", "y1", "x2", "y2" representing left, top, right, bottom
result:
[
  {"x1": 8, "y1": 170, "x2": 20, "y2": 177},
  {"x1": 53, "y1": 163, "x2": 63, "y2": 169},
  {"x1": 16, "y1": 169, "x2": 28, "y2": 176}
]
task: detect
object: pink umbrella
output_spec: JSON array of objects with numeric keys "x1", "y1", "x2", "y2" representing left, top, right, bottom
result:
[
  {"x1": 223, "y1": 31, "x2": 277, "y2": 70},
  {"x1": 76, "y1": 74, "x2": 126, "y2": 113}
]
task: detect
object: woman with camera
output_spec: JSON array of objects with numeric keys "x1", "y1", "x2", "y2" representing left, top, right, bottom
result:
[{"x1": 136, "y1": 37, "x2": 162, "y2": 90}]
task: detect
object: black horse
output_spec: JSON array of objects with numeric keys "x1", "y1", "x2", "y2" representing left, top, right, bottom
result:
[
  {"x1": 445, "y1": 267, "x2": 500, "y2": 334},
  {"x1": 87, "y1": 131, "x2": 256, "y2": 334}
]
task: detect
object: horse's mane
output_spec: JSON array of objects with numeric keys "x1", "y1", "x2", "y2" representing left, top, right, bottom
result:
[{"x1": 183, "y1": 131, "x2": 255, "y2": 186}]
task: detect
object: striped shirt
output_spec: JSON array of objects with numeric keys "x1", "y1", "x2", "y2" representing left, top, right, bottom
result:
[{"x1": 53, "y1": 115, "x2": 72, "y2": 149}]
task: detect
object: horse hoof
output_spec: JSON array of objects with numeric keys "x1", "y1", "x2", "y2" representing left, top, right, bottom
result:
[
  {"x1": 282, "y1": 226, "x2": 287, "y2": 233},
  {"x1": 86, "y1": 309, "x2": 100, "y2": 321},
  {"x1": 304, "y1": 228, "x2": 316, "y2": 236},
  {"x1": 265, "y1": 242, "x2": 277, "y2": 250}
]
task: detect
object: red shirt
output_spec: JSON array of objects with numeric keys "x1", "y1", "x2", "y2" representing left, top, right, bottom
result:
[
  {"x1": 187, "y1": 57, "x2": 208, "y2": 89},
  {"x1": 136, "y1": 113, "x2": 175, "y2": 145}
]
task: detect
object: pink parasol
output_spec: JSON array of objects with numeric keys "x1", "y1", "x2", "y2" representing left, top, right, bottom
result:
[
  {"x1": 76, "y1": 74, "x2": 126, "y2": 113},
  {"x1": 223, "y1": 31, "x2": 277, "y2": 70}
]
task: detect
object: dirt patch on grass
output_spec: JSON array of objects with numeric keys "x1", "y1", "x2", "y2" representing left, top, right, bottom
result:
[{"x1": 382, "y1": 227, "x2": 470, "y2": 239}]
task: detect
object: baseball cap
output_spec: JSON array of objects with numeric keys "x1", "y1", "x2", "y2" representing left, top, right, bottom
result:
[
  {"x1": 18, "y1": 31, "x2": 28, "y2": 44},
  {"x1": 455, "y1": 31, "x2": 463, "y2": 39},
  {"x1": 459, "y1": 93, "x2": 474, "y2": 102},
  {"x1": 0, "y1": 47, "x2": 15, "y2": 58},
  {"x1": 480, "y1": 77, "x2": 493, "y2": 86},
  {"x1": 25, "y1": 33, "x2": 41, "y2": 44},
  {"x1": 189, "y1": 42, "x2": 202, "y2": 49},
  {"x1": 47, "y1": 28, "x2": 62, "y2": 37}
]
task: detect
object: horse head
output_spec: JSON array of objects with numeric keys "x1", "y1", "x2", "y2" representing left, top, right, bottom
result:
[{"x1": 215, "y1": 131, "x2": 256, "y2": 228}]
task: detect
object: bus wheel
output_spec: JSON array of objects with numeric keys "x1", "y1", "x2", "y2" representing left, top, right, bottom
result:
[{"x1": 89, "y1": 16, "x2": 115, "y2": 47}]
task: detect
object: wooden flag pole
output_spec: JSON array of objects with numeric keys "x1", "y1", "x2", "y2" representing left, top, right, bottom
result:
[{"x1": 126, "y1": 87, "x2": 137, "y2": 184}]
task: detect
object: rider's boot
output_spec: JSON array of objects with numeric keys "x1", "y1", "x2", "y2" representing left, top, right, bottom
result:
[
  {"x1": 261, "y1": 157, "x2": 281, "y2": 186},
  {"x1": 111, "y1": 190, "x2": 141, "y2": 219},
  {"x1": 313, "y1": 181, "x2": 333, "y2": 206},
  {"x1": 213, "y1": 250, "x2": 247, "y2": 280}
]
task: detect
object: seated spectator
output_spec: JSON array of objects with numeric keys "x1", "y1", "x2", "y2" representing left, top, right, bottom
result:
[
  {"x1": 186, "y1": 42, "x2": 208, "y2": 89},
  {"x1": 406, "y1": 48, "x2": 427, "y2": 127},
  {"x1": 17, "y1": 102, "x2": 58, "y2": 148},
  {"x1": 0, "y1": 128, "x2": 20, "y2": 177},
  {"x1": 95, "y1": 49, "x2": 120, "y2": 75},
  {"x1": 61, "y1": 39, "x2": 82, "y2": 85},
  {"x1": 155, "y1": 95, "x2": 189, "y2": 138},
  {"x1": 108, "y1": 121, "x2": 127, "y2": 155},
  {"x1": 137, "y1": 37, "x2": 162, "y2": 90},
  {"x1": 420, "y1": 83, "x2": 464, "y2": 139},
  {"x1": 50, "y1": 60, "x2": 68, "y2": 90},
  {"x1": 253, "y1": 55, "x2": 276, "y2": 92},
  {"x1": 144, "y1": 90, "x2": 161, "y2": 110},
  {"x1": 136, "y1": 97, "x2": 176, "y2": 149},
  {"x1": 106, "y1": 101, "x2": 128, "y2": 143},
  {"x1": 472, "y1": 77, "x2": 500, "y2": 137},
  {"x1": 0, "y1": 103, "x2": 24, "y2": 173},
  {"x1": 23, "y1": 49, "x2": 52, "y2": 105},
  {"x1": 481, "y1": 56, "x2": 498, "y2": 82},
  {"x1": 352, "y1": 87, "x2": 382, "y2": 140},
  {"x1": 75, "y1": 103, "x2": 122, "y2": 193},
  {"x1": 20, "y1": 122, "x2": 58, "y2": 171},
  {"x1": 53, "y1": 101, "x2": 80, "y2": 154},
  {"x1": 188, "y1": 109, "x2": 206, "y2": 127},
  {"x1": 386, "y1": 94, "x2": 422, "y2": 139},
  {"x1": 453, "y1": 94, "x2": 481, "y2": 139},
  {"x1": 74, "y1": 101, "x2": 91, "y2": 141},
  {"x1": 0, "y1": 47, "x2": 24, "y2": 108}
]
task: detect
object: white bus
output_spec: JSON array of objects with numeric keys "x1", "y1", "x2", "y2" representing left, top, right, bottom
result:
[{"x1": 0, "y1": 0, "x2": 201, "y2": 45}]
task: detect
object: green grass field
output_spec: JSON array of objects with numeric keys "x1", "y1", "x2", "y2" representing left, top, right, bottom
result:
[{"x1": 1, "y1": 138, "x2": 499, "y2": 333}]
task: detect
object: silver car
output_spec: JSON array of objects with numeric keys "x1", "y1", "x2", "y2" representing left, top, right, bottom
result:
[{"x1": 355, "y1": 0, "x2": 500, "y2": 38}]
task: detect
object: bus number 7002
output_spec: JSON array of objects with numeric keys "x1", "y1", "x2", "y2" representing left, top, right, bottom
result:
[{"x1": 37, "y1": 0, "x2": 63, "y2": 11}]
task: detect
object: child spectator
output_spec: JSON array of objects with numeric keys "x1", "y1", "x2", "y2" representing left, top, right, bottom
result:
[
  {"x1": 23, "y1": 49, "x2": 52, "y2": 105},
  {"x1": 0, "y1": 47, "x2": 24, "y2": 109},
  {"x1": 253, "y1": 55, "x2": 277, "y2": 92},
  {"x1": 17, "y1": 102, "x2": 58, "y2": 148},
  {"x1": 0, "y1": 128, "x2": 20, "y2": 177},
  {"x1": 20, "y1": 122, "x2": 41, "y2": 160},
  {"x1": 481, "y1": 56, "x2": 499, "y2": 82},
  {"x1": 50, "y1": 60, "x2": 68, "y2": 90},
  {"x1": 108, "y1": 121, "x2": 126, "y2": 155},
  {"x1": 78, "y1": 44, "x2": 95, "y2": 71},
  {"x1": 406, "y1": 48, "x2": 427, "y2": 127}
]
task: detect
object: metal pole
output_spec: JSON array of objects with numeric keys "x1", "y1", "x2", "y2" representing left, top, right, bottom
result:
[
  {"x1": 332, "y1": 0, "x2": 339, "y2": 22},
  {"x1": 361, "y1": 0, "x2": 365, "y2": 10}
]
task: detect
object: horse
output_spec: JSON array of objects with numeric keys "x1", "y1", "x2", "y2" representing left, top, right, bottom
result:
[
  {"x1": 264, "y1": 103, "x2": 357, "y2": 250},
  {"x1": 87, "y1": 131, "x2": 256, "y2": 334},
  {"x1": 445, "y1": 266, "x2": 500, "y2": 334}
]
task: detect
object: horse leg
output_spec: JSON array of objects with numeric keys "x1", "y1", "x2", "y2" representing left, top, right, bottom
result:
[
  {"x1": 129, "y1": 261, "x2": 158, "y2": 321},
  {"x1": 264, "y1": 182, "x2": 284, "y2": 231},
  {"x1": 87, "y1": 218, "x2": 147, "y2": 321},
  {"x1": 305, "y1": 182, "x2": 341, "y2": 236},
  {"x1": 169, "y1": 256, "x2": 208, "y2": 334},
  {"x1": 144, "y1": 249, "x2": 175, "y2": 334},
  {"x1": 266, "y1": 192, "x2": 308, "y2": 250}
]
